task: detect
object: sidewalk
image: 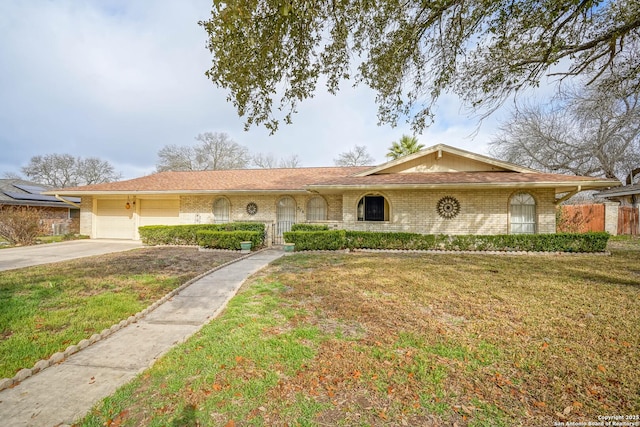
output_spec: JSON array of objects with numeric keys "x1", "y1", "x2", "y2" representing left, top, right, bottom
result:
[{"x1": 0, "y1": 249, "x2": 284, "y2": 427}]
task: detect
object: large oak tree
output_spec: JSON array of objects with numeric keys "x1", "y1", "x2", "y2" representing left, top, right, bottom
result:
[{"x1": 199, "y1": 0, "x2": 639, "y2": 133}]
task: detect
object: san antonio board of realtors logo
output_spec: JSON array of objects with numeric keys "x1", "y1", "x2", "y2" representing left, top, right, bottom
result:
[{"x1": 436, "y1": 196, "x2": 460, "y2": 219}]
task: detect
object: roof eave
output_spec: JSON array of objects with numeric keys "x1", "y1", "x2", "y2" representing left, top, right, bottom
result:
[
  {"x1": 43, "y1": 189, "x2": 311, "y2": 196},
  {"x1": 307, "y1": 180, "x2": 619, "y2": 193},
  {"x1": 0, "y1": 200, "x2": 77, "y2": 208},
  {"x1": 596, "y1": 189, "x2": 640, "y2": 198}
]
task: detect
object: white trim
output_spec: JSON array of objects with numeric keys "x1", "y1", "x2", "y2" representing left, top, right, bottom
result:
[
  {"x1": 354, "y1": 144, "x2": 539, "y2": 176},
  {"x1": 307, "y1": 180, "x2": 617, "y2": 193}
]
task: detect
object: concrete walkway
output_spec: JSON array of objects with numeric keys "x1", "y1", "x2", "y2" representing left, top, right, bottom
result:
[{"x1": 0, "y1": 249, "x2": 284, "y2": 427}]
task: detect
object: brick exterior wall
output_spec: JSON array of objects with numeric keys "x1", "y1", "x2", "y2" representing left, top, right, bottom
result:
[
  {"x1": 38, "y1": 206, "x2": 80, "y2": 235},
  {"x1": 179, "y1": 194, "x2": 343, "y2": 225},
  {"x1": 341, "y1": 188, "x2": 556, "y2": 235},
  {"x1": 79, "y1": 196, "x2": 93, "y2": 236},
  {"x1": 80, "y1": 188, "x2": 557, "y2": 240}
]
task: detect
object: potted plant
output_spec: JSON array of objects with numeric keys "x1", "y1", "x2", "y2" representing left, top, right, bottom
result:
[{"x1": 240, "y1": 241, "x2": 252, "y2": 253}]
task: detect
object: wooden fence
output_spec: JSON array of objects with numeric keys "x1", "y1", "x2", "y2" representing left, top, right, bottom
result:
[
  {"x1": 618, "y1": 206, "x2": 639, "y2": 236},
  {"x1": 558, "y1": 204, "x2": 605, "y2": 233}
]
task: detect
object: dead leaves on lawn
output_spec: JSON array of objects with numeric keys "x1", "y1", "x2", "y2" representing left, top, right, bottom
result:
[{"x1": 89, "y1": 251, "x2": 639, "y2": 426}]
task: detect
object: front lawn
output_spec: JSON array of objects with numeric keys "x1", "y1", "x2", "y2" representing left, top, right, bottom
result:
[
  {"x1": 79, "y1": 243, "x2": 639, "y2": 426},
  {"x1": 0, "y1": 247, "x2": 242, "y2": 379}
]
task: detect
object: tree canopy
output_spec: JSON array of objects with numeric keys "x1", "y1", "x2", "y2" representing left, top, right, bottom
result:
[
  {"x1": 200, "y1": 0, "x2": 640, "y2": 133},
  {"x1": 387, "y1": 136, "x2": 425, "y2": 160},
  {"x1": 20, "y1": 154, "x2": 121, "y2": 188},
  {"x1": 489, "y1": 77, "x2": 640, "y2": 183}
]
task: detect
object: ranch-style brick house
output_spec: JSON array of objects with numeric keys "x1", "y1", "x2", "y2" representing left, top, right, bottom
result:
[{"x1": 46, "y1": 144, "x2": 619, "y2": 244}]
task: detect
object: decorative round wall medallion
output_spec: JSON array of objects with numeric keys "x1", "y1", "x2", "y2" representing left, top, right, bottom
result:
[
  {"x1": 437, "y1": 196, "x2": 460, "y2": 219},
  {"x1": 246, "y1": 202, "x2": 258, "y2": 215}
]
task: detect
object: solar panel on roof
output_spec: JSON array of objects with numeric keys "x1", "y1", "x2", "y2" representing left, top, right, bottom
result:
[
  {"x1": 12, "y1": 184, "x2": 48, "y2": 194},
  {"x1": 3, "y1": 191, "x2": 64, "y2": 203}
]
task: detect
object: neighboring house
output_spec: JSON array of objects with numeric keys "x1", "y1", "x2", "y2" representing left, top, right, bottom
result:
[
  {"x1": 595, "y1": 183, "x2": 640, "y2": 207},
  {"x1": 595, "y1": 183, "x2": 640, "y2": 236},
  {"x1": 0, "y1": 179, "x2": 81, "y2": 235},
  {"x1": 45, "y1": 145, "x2": 619, "y2": 243}
]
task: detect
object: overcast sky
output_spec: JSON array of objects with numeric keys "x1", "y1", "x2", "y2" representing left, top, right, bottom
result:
[{"x1": 1, "y1": 0, "x2": 543, "y2": 181}]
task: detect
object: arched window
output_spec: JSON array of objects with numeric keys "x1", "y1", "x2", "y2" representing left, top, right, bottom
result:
[
  {"x1": 213, "y1": 197, "x2": 230, "y2": 223},
  {"x1": 357, "y1": 195, "x2": 389, "y2": 221},
  {"x1": 510, "y1": 193, "x2": 536, "y2": 234},
  {"x1": 306, "y1": 196, "x2": 327, "y2": 221}
]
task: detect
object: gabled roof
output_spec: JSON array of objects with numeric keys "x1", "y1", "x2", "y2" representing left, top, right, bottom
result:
[
  {"x1": 355, "y1": 144, "x2": 538, "y2": 176},
  {"x1": 310, "y1": 144, "x2": 619, "y2": 193},
  {"x1": 0, "y1": 179, "x2": 80, "y2": 208}
]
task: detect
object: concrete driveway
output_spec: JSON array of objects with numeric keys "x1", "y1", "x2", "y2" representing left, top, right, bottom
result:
[{"x1": 0, "y1": 239, "x2": 144, "y2": 271}]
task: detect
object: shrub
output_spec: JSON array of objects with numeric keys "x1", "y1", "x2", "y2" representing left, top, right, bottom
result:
[
  {"x1": 0, "y1": 205, "x2": 47, "y2": 245},
  {"x1": 290, "y1": 223, "x2": 330, "y2": 232},
  {"x1": 283, "y1": 230, "x2": 346, "y2": 251},
  {"x1": 196, "y1": 230, "x2": 262, "y2": 250},
  {"x1": 139, "y1": 223, "x2": 266, "y2": 246},
  {"x1": 344, "y1": 231, "x2": 609, "y2": 253},
  {"x1": 345, "y1": 231, "x2": 446, "y2": 250}
]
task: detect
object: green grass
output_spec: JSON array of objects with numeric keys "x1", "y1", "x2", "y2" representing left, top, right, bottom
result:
[
  {"x1": 76, "y1": 242, "x2": 639, "y2": 426},
  {"x1": 0, "y1": 247, "x2": 241, "y2": 378},
  {"x1": 81, "y1": 280, "x2": 327, "y2": 426}
]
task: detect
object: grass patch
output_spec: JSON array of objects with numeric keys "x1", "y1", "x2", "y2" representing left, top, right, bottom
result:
[
  {"x1": 73, "y1": 243, "x2": 640, "y2": 425},
  {"x1": 0, "y1": 247, "x2": 241, "y2": 378}
]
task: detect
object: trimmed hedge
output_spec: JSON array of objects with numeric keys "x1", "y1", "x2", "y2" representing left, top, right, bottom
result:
[
  {"x1": 139, "y1": 223, "x2": 266, "y2": 246},
  {"x1": 196, "y1": 230, "x2": 262, "y2": 250},
  {"x1": 281, "y1": 230, "x2": 609, "y2": 253},
  {"x1": 283, "y1": 230, "x2": 346, "y2": 251},
  {"x1": 346, "y1": 231, "x2": 444, "y2": 250},
  {"x1": 290, "y1": 223, "x2": 330, "y2": 232},
  {"x1": 346, "y1": 231, "x2": 609, "y2": 252}
]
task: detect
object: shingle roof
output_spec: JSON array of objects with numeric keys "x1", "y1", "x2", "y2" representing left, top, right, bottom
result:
[
  {"x1": 595, "y1": 182, "x2": 640, "y2": 197},
  {"x1": 49, "y1": 167, "x2": 619, "y2": 196},
  {"x1": 0, "y1": 179, "x2": 80, "y2": 208},
  {"x1": 53, "y1": 167, "x2": 371, "y2": 194},
  {"x1": 309, "y1": 171, "x2": 618, "y2": 187},
  {"x1": 46, "y1": 144, "x2": 621, "y2": 196}
]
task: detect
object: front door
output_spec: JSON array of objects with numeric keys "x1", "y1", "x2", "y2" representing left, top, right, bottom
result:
[{"x1": 275, "y1": 196, "x2": 295, "y2": 244}]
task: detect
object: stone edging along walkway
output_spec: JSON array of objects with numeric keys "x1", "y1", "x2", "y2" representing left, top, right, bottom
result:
[{"x1": 0, "y1": 248, "x2": 265, "y2": 392}]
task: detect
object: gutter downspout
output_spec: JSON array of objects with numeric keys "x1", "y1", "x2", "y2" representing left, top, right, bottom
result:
[
  {"x1": 555, "y1": 185, "x2": 581, "y2": 205},
  {"x1": 54, "y1": 194, "x2": 81, "y2": 208}
]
